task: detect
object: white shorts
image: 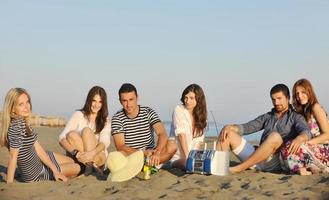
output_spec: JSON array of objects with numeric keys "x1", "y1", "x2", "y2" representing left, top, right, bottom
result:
[{"x1": 233, "y1": 138, "x2": 281, "y2": 172}]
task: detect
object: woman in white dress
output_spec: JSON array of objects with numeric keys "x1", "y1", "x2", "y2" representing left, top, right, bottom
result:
[
  {"x1": 58, "y1": 86, "x2": 111, "y2": 176},
  {"x1": 170, "y1": 84, "x2": 208, "y2": 170}
]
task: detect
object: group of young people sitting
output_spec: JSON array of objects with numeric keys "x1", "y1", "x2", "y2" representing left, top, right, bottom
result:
[{"x1": 0, "y1": 78, "x2": 328, "y2": 183}]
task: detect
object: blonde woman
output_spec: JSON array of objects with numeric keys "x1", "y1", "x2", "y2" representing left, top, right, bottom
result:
[{"x1": 0, "y1": 88, "x2": 80, "y2": 183}]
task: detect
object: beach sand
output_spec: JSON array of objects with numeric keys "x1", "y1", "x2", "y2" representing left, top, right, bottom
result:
[{"x1": 1, "y1": 127, "x2": 329, "y2": 200}]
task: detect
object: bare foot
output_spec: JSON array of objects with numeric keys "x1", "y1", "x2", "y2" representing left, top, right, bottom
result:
[
  {"x1": 299, "y1": 167, "x2": 312, "y2": 176},
  {"x1": 229, "y1": 166, "x2": 242, "y2": 174},
  {"x1": 309, "y1": 166, "x2": 321, "y2": 174}
]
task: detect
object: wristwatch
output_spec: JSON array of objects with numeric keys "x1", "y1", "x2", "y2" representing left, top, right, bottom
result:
[{"x1": 70, "y1": 149, "x2": 78, "y2": 157}]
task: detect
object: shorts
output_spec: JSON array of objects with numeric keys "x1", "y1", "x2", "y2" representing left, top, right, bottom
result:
[
  {"x1": 66, "y1": 151, "x2": 85, "y2": 175},
  {"x1": 233, "y1": 138, "x2": 281, "y2": 172}
]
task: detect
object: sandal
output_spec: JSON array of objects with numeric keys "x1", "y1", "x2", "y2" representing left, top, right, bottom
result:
[
  {"x1": 84, "y1": 162, "x2": 93, "y2": 176},
  {"x1": 92, "y1": 163, "x2": 105, "y2": 176}
]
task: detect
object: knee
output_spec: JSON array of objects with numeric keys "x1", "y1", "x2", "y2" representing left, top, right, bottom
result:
[
  {"x1": 166, "y1": 140, "x2": 177, "y2": 155},
  {"x1": 81, "y1": 127, "x2": 93, "y2": 136},
  {"x1": 226, "y1": 130, "x2": 236, "y2": 139},
  {"x1": 66, "y1": 131, "x2": 80, "y2": 141},
  {"x1": 220, "y1": 129, "x2": 239, "y2": 143},
  {"x1": 267, "y1": 132, "x2": 283, "y2": 146}
]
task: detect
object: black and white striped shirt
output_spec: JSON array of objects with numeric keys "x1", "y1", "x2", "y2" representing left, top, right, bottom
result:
[
  {"x1": 111, "y1": 106, "x2": 161, "y2": 150},
  {"x1": 8, "y1": 118, "x2": 60, "y2": 182}
]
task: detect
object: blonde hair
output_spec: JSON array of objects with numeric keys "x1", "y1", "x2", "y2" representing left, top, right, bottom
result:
[{"x1": 0, "y1": 88, "x2": 32, "y2": 147}]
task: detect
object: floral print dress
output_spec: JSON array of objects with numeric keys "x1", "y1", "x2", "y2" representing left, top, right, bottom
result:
[{"x1": 280, "y1": 115, "x2": 329, "y2": 173}]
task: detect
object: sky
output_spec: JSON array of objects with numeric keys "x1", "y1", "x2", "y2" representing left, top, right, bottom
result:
[{"x1": 1, "y1": 1, "x2": 328, "y2": 124}]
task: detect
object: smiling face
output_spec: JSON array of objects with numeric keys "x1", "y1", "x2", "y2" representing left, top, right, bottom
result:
[
  {"x1": 90, "y1": 94, "x2": 102, "y2": 114},
  {"x1": 295, "y1": 86, "x2": 309, "y2": 105},
  {"x1": 119, "y1": 91, "x2": 139, "y2": 117},
  {"x1": 184, "y1": 91, "x2": 197, "y2": 112},
  {"x1": 271, "y1": 91, "x2": 289, "y2": 113},
  {"x1": 13, "y1": 93, "x2": 31, "y2": 118}
]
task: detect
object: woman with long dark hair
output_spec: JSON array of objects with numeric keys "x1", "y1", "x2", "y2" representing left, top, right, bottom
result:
[
  {"x1": 59, "y1": 86, "x2": 111, "y2": 175},
  {"x1": 169, "y1": 84, "x2": 207, "y2": 169}
]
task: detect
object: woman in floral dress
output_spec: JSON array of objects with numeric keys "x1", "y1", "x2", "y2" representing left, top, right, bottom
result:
[{"x1": 281, "y1": 79, "x2": 329, "y2": 175}]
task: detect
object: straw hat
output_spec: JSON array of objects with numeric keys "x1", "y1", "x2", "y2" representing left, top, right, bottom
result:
[{"x1": 107, "y1": 150, "x2": 144, "y2": 182}]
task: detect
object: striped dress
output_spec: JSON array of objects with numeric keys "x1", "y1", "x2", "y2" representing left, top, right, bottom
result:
[
  {"x1": 8, "y1": 118, "x2": 61, "y2": 182},
  {"x1": 111, "y1": 106, "x2": 161, "y2": 150}
]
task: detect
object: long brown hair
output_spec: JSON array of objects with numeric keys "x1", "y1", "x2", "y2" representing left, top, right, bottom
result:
[
  {"x1": 292, "y1": 79, "x2": 319, "y2": 121},
  {"x1": 80, "y1": 86, "x2": 108, "y2": 133},
  {"x1": 180, "y1": 84, "x2": 207, "y2": 137}
]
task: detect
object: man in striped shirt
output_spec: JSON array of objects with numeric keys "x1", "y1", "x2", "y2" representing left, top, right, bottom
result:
[{"x1": 111, "y1": 83, "x2": 177, "y2": 167}]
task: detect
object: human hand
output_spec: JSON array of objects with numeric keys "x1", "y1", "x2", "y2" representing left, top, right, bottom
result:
[
  {"x1": 306, "y1": 139, "x2": 316, "y2": 145},
  {"x1": 288, "y1": 136, "x2": 304, "y2": 154},
  {"x1": 53, "y1": 171, "x2": 68, "y2": 182},
  {"x1": 149, "y1": 151, "x2": 161, "y2": 167},
  {"x1": 76, "y1": 151, "x2": 95, "y2": 164},
  {"x1": 143, "y1": 149, "x2": 154, "y2": 157}
]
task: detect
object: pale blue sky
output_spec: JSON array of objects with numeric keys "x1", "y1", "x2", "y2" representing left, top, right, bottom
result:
[{"x1": 1, "y1": 1, "x2": 328, "y2": 124}]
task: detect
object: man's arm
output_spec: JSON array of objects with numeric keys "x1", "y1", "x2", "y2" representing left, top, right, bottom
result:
[
  {"x1": 147, "y1": 122, "x2": 168, "y2": 166},
  {"x1": 239, "y1": 113, "x2": 268, "y2": 135},
  {"x1": 112, "y1": 133, "x2": 139, "y2": 156},
  {"x1": 153, "y1": 122, "x2": 168, "y2": 153},
  {"x1": 218, "y1": 113, "x2": 267, "y2": 146}
]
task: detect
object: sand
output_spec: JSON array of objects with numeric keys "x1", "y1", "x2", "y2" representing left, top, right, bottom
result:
[{"x1": 0, "y1": 127, "x2": 329, "y2": 200}]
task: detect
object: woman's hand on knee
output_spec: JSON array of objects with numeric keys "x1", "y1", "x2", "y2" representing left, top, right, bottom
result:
[{"x1": 76, "y1": 151, "x2": 95, "y2": 163}]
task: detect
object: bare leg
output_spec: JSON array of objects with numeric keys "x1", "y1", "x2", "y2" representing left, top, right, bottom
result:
[
  {"x1": 81, "y1": 128, "x2": 97, "y2": 154},
  {"x1": 309, "y1": 166, "x2": 321, "y2": 174},
  {"x1": 299, "y1": 167, "x2": 312, "y2": 175},
  {"x1": 159, "y1": 140, "x2": 177, "y2": 164},
  {"x1": 93, "y1": 151, "x2": 106, "y2": 167},
  {"x1": 229, "y1": 132, "x2": 283, "y2": 174},
  {"x1": 216, "y1": 129, "x2": 243, "y2": 151},
  {"x1": 66, "y1": 131, "x2": 84, "y2": 152},
  {"x1": 81, "y1": 128, "x2": 105, "y2": 175},
  {"x1": 53, "y1": 152, "x2": 81, "y2": 178}
]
